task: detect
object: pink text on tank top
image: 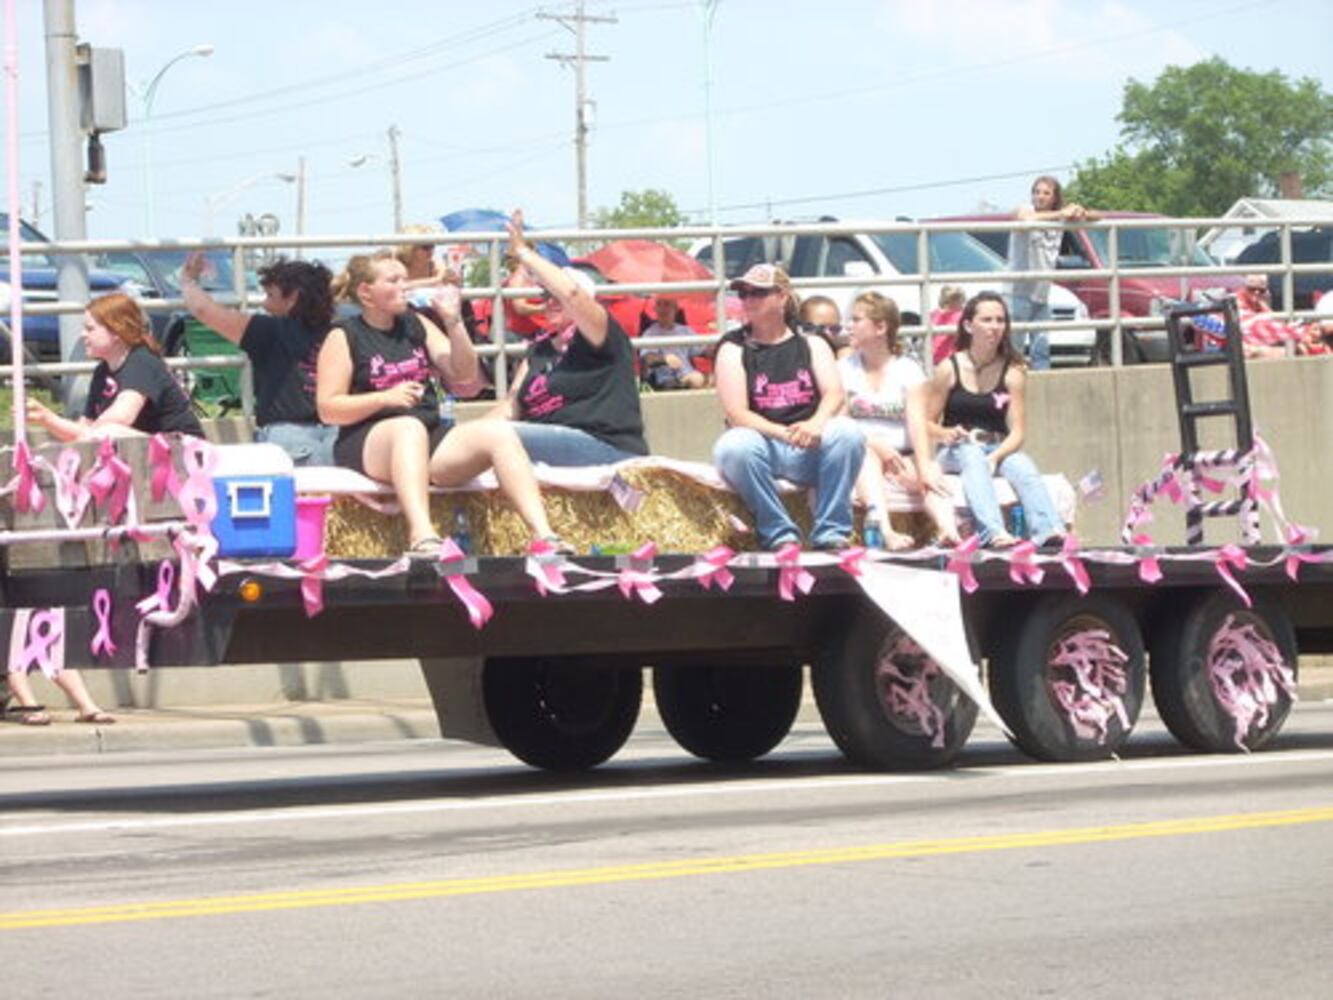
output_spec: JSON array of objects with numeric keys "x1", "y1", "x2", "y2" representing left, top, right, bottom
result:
[
  {"x1": 752, "y1": 369, "x2": 815, "y2": 413},
  {"x1": 522, "y1": 372, "x2": 566, "y2": 418},
  {"x1": 367, "y1": 348, "x2": 429, "y2": 391}
]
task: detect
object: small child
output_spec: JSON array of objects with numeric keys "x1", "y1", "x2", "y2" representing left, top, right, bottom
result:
[{"x1": 930, "y1": 285, "x2": 966, "y2": 365}]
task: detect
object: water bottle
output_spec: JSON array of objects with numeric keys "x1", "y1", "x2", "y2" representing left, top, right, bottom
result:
[
  {"x1": 863, "y1": 521, "x2": 885, "y2": 549},
  {"x1": 452, "y1": 507, "x2": 472, "y2": 555},
  {"x1": 438, "y1": 390, "x2": 456, "y2": 427},
  {"x1": 1007, "y1": 503, "x2": 1027, "y2": 539}
]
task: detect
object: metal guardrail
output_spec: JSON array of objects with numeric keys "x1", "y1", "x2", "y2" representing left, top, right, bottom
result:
[{"x1": 3, "y1": 216, "x2": 1329, "y2": 411}]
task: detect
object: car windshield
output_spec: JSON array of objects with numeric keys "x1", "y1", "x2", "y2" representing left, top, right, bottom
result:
[
  {"x1": 869, "y1": 231, "x2": 1006, "y2": 275},
  {"x1": 146, "y1": 250, "x2": 256, "y2": 295},
  {"x1": 0, "y1": 213, "x2": 57, "y2": 269},
  {"x1": 1086, "y1": 226, "x2": 1214, "y2": 267}
]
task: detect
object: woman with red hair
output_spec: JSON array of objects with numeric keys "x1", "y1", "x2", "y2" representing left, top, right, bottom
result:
[{"x1": 27, "y1": 292, "x2": 204, "y2": 441}]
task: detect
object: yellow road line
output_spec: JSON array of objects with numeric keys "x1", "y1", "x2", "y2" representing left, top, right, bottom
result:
[{"x1": 4, "y1": 805, "x2": 1331, "y2": 931}]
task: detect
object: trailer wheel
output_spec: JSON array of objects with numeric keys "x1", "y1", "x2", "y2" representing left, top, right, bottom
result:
[
  {"x1": 990, "y1": 594, "x2": 1145, "y2": 762},
  {"x1": 1149, "y1": 591, "x2": 1297, "y2": 753},
  {"x1": 813, "y1": 608, "x2": 978, "y2": 771},
  {"x1": 652, "y1": 664, "x2": 803, "y2": 762},
  {"x1": 482, "y1": 657, "x2": 642, "y2": 771}
]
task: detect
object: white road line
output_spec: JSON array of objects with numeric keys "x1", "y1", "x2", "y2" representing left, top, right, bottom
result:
[{"x1": 3, "y1": 748, "x2": 1332, "y2": 839}]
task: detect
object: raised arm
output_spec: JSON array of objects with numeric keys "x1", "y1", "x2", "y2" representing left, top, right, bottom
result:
[
  {"x1": 507, "y1": 210, "x2": 608, "y2": 346},
  {"x1": 179, "y1": 251, "x2": 250, "y2": 344},
  {"x1": 418, "y1": 284, "x2": 480, "y2": 390}
]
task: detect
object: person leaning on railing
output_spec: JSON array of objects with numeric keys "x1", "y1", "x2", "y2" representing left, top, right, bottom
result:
[
  {"x1": 26, "y1": 291, "x2": 204, "y2": 442},
  {"x1": 179, "y1": 253, "x2": 337, "y2": 465}
]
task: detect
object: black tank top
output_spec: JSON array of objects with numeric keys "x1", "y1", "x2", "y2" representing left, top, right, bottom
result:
[
  {"x1": 337, "y1": 312, "x2": 441, "y2": 443},
  {"x1": 942, "y1": 354, "x2": 1009, "y2": 434},
  {"x1": 722, "y1": 326, "x2": 821, "y2": 425}
]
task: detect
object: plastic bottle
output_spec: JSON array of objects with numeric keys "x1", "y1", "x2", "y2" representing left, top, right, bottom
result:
[
  {"x1": 863, "y1": 521, "x2": 885, "y2": 550},
  {"x1": 1008, "y1": 503, "x2": 1027, "y2": 539},
  {"x1": 452, "y1": 507, "x2": 472, "y2": 555},
  {"x1": 439, "y1": 390, "x2": 456, "y2": 427}
]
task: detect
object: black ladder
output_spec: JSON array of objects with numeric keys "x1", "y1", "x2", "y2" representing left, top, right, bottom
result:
[{"x1": 1164, "y1": 297, "x2": 1260, "y2": 545}]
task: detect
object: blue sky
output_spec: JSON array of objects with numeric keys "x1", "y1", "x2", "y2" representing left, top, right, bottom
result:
[{"x1": 6, "y1": 0, "x2": 1332, "y2": 241}]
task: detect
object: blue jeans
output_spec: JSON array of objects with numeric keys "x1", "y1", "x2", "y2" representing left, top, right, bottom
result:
[
  {"x1": 937, "y1": 440, "x2": 1063, "y2": 544},
  {"x1": 512, "y1": 422, "x2": 640, "y2": 467},
  {"x1": 256, "y1": 422, "x2": 337, "y2": 467},
  {"x1": 713, "y1": 416, "x2": 865, "y2": 549},
  {"x1": 1008, "y1": 298, "x2": 1051, "y2": 371}
]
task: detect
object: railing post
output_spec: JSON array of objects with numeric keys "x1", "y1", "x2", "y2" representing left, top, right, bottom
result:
[
  {"x1": 1108, "y1": 224, "x2": 1122, "y2": 367},
  {"x1": 490, "y1": 235, "x2": 507, "y2": 397},
  {"x1": 916, "y1": 225, "x2": 930, "y2": 360},
  {"x1": 712, "y1": 231, "x2": 727, "y2": 339}
]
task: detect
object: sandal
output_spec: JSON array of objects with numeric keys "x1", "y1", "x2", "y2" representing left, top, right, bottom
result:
[
  {"x1": 75, "y1": 711, "x2": 116, "y2": 724},
  {"x1": 7, "y1": 705, "x2": 52, "y2": 726},
  {"x1": 987, "y1": 532, "x2": 1019, "y2": 549},
  {"x1": 531, "y1": 535, "x2": 576, "y2": 556},
  {"x1": 407, "y1": 535, "x2": 445, "y2": 559}
]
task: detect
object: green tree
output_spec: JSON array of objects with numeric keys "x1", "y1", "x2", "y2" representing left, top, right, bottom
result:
[
  {"x1": 592, "y1": 189, "x2": 686, "y2": 230},
  {"x1": 1066, "y1": 58, "x2": 1332, "y2": 216}
]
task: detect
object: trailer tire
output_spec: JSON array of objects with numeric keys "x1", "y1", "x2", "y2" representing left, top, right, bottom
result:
[
  {"x1": 482, "y1": 657, "x2": 642, "y2": 771},
  {"x1": 990, "y1": 594, "x2": 1145, "y2": 762},
  {"x1": 652, "y1": 664, "x2": 803, "y2": 762},
  {"x1": 1149, "y1": 591, "x2": 1297, "y2": 753},
  {"x1": 813, "y1": 607, "x2": 978, "y2": 771}
]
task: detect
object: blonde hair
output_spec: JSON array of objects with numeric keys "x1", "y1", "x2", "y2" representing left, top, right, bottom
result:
[
  {"x1": 852, "y1": 290, "x2": 902, "y2": 355},
  {"x1": 937, "y1": 284, "x2": 966, "y2": 309},
  {"x1": 393, "y1": 223, "x2": 440, "y2": 269},
  {"x1": 332, "y1": 249, "x2": 398, "y2": 304}
]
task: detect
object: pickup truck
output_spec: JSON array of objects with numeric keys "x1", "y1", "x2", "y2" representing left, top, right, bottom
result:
[{"x1": 688, "y1": 219, "x2": 1095, "y2": 366}]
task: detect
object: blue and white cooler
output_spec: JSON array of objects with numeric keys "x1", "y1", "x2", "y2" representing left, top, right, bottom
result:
[{"x1": 210, "y1": 443, "x2": 297, "y2": 557}]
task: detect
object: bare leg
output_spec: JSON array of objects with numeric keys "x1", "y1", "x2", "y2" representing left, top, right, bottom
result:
[
  {"x1": 361, "y1": 417, "x2": 437, "y2": 546},
  {"x1": 53, "y1": 669, "x2": 110, "y2": 719},
  {"x1": 861, "y1": 438, "x2": 915, "y2": 549},
  {"x1": 429, "y1": 420, "x2": 555, "y2": 539},
  {"x1": 908, "y1": 456, "x2": 962, "y2": 545}
]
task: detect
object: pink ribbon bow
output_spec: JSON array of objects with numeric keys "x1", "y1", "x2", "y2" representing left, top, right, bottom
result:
[
  {"x1": 616, "y1": 542, "x2": 663, "y2": 605},
  {"x1": 1059, "y1": 534, "x2": 1091, "y2": 595},
  {"x1": 1282, "y1": 525, "x2": 1325, "y2": 582},
  {"x1": 838, "y1": 546, "x2": 867, "y2": 578},
  {"x1": 148, "y1": 433, "x2": 182, "y2": 503},
  {"x1": 774, "y1": 542, "x2": 815, "y2": 602},
  {"x1": 84, "y1": 438, "x2": 134, "y2": 524},
  {"x1": 8, "y1": 441, "x2": 47, "y2": 515},
  {"x1": 1131, "y1": 533, "x2": 1163, "y2": 584},
  {"x1": 525, "y1": 538, "x2": 568, "y2": 596},
  {"x1": 695, "y1": 546, "x2": 735, "y2": 591},
  {"x1": 8, "y1": 608, "x2": 65, "y2": 679},
  {"x1": 299, "y1": 554, "x2": 328, "y2": 618},
  {"x1": 945, "y1": 535, "x2": 981, "y2": 594},
  {"x1": 438, "y1": 538, "x2": 495, "y2": 628},
  {"x1": 89, "y1": 588, "x2": 117, "y2": 658},
  {"x1": 1007, "y1": 540, "x2": 1045, "y2": 586},
  {"x1": 52, "y1": 447, "x2": 88, "y2": 528},
  {"x1": 1213, "y1": 543, "x2": 1251, "y2": 608},
  {"x1": 176, "y1": 437, "x2": 219, "y2": 528}
]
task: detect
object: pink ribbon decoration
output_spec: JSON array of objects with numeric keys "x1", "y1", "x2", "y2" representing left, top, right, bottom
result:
[
  {"x1": 299, "y1": 554, "x2": 328, "y2": 618},
  {"x1": 148, "y1": 433, "x2": 182, "y2": 503},
  {"x1": 1047, "y1": 628, "x2": 1130, "y2": 743},
  {"x1": 84, "y1": 438, "x2": 134, "y2": 523},
  {"x1": 1007, "y1": 540, "x2": 1045, "y2": 586},
  {"x1": 694, "y1": 546, "x2": 735, "y2": 592},
  {"x1": 8, "y1": 608, "x2": 66, "y2": 679},
  {"x1": 1131, "y1": 533, "x2": 1163, "y2": 584},
  {"x1": 1059, "y1": 534, "x2": 1091, "y2": 595},
  {"x1": 437, "y1": 538, "x2": 495, "y2": 628},
  {"x1": 774, "y1": 542, "x2": 815, "y2": 603},
  {"x1": 879, "y1": 633, "x2": 947, "y2": 749},
  {"x1": 1207, "y1": 613, "x2": 1298, "y2": 750},
  {"x1": 616, "y1": 541, "x2": 663, "y2": 605},
  {"x1": 1283, "y1": 524, "x2": 1321, "y2": 582},
  {"x1": 9, "y1": 440, "x2": 47, "y2": 515},
  {"x1": 992, "y1": 392, "x2": 1010, "y2": 410},
  {"x1": 136, "y1": 560, "x2": 175, "y2": 616},
  {"x1": 1196, "y1": 473, "x2": 1226, "y2": 495},
  {"x1": 51, "y1": 448, "x2": 89, "y2": 527},
  {"x1": 837, "y1": 546, "x2": 867, "y2": 578},
  {"x1": 89, "y1": 588, "x2": 117, "y2": 658},
  {"x1": 176, "y1": 437, "x2": 219, "y2": 528},
  {"x1": 945, "y1": 535, "x2": 981, "y2": 594},
  {"x1": 525, "y1": 538, "x2": 568, "y2": 596},
  {"x1": 1213, "y1": 543, "x2": 1252, "y2": 608},
  {"x1": 1160, "y1": 470, "x2": 1185, "y2": 505}
]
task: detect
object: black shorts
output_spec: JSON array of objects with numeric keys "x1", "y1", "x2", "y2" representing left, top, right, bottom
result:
[{"x1": 333, "y1": 417, "x2": 452, "y2": 476}]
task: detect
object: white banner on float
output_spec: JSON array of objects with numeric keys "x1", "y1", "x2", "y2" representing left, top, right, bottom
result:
[{"x1": 855, "y1": 561, "x2": 1010, "y2": 736}]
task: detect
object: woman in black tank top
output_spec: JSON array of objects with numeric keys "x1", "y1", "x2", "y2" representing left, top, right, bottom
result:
[
  {"x1": 915, "y1": 292, "x2": 1065, "y2": 548},
  {"x1": 317, "y1": 252, "x2": 563, "y2": 557}
]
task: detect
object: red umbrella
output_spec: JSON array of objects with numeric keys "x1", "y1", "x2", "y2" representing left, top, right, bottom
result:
[{"x1": 581, "y1": 239, "x2": 742, "y2": 336}]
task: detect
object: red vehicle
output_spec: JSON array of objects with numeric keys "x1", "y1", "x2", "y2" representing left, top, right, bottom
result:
[{"x1": 930, "y1": 212, "x2": 1244, "y2": 363}]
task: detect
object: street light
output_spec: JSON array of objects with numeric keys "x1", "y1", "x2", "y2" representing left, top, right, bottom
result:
[
  {"x1": 349, "y1": 124, "x2": 403, "y2": 232},
  {"x1": 203, "y1": 171, "x2": 298, "y2": 235},
  {"x1": 140, "y1": 43, "x2": 215, "y2": 235}
]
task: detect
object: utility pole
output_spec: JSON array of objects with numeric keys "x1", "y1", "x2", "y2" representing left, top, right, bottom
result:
[
  {"x1": 293, "y1": 155, "x2": 306, "y2": 257},
  {"x1": 539, "y1": 1, "x2": 615, "y2": 230},
  {"x1": 30, "y1": 180, "x2": 42, "y2": 225},
  {"x1": 387, "y1": 124, "x2": 402, "y2": 232}
]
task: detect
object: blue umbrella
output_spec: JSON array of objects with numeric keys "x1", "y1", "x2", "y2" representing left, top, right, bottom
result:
[{"x1": 439, "y1": 208, "x2": 570, "y2": 267}]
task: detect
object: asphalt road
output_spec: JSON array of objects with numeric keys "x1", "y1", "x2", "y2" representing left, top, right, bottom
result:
[{"x1": 3, "y1": 704, "x2": 1332, "y2": 999}]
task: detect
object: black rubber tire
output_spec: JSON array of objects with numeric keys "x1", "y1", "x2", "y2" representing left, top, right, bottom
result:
[
  {"x1": 812, "y1": 605, "x2": 978, "y2": 771},
  {"x1": 652, "y1": 664, "x2": 803, "y2": 762},
  {"x1": 990, "y1": 593, "x2": 1146, "y2": 762},
  {"x1": 482, "y1": 657, "x2": 642, "y2": 771},
  {"x1": 1149, "y1": 590, "x2": 1297, "y2": 753}
]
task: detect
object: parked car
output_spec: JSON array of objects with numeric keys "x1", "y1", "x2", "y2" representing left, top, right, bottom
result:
[
  {"x1": 688, "y1": 218, "x2": 1094, "y2": 366},
  {"x1": 932, "y1": 211, "x2": 1244, "y2": 364},
  {"x1": 0, "y1": 213, "x2": 129, "y2": 362},
  {"x1": 1234, "y1": 226, "x2": 1333, "y2": 312}
]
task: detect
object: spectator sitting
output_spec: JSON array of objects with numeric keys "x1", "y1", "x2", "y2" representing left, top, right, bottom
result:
[
  {"x1": 930, "y1": 284, "x2": 966, "y2": 365},
  {"x1": 502, "y1": 252, "x2": 547, "y2": 339},
  {"x1": 1310, "y1": 288, "x2": 1333, "y2": 354},
  {"x1": 797, "y1": 295, "x2": 849, "y2": 357},
  {"x1": 487, "y1": 210, "x2": 649, "y2": 467},
  {"x1": 916, "y1": 291, "x2": 1065, "y2": 549},
  {"x1": 640, "y1": 296, "x2": 706, "y2": 390},
  {"x1": 395, "y1": 224, "x2": 455, "y2": 291},
  {"x1": 180, "y1": 253, "x2": 336, "y2": 465},
  {"x1": 712, "y1": 263, "x2": 865, "y2": 551},
  {"x1": 27, "y1": 292, "x2": 204, "y2": 441},
  {"x1": 1234, "y1": 274, "x2": 1300, "y2": 359}
]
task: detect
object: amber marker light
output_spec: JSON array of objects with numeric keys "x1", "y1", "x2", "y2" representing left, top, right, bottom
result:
[{"x1": 237, "y1": 579, "x2": 264, "y2": 603}]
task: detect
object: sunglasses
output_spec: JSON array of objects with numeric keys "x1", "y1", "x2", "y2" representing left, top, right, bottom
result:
[
  {"x1": 737, "y1": 286, "x2": 777, "y2": 300},
  {"x1": 800, "y1": 322, "x2": 843, "y2": 337}
]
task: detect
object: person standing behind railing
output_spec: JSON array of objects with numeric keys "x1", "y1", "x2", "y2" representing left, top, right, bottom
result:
[
  {"x1": 1009, "y1": 175, "x2": 1099, "y2": 371},
  {"x1": 180, "y1": 253, "x2": 336, "y2": 465}
]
